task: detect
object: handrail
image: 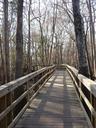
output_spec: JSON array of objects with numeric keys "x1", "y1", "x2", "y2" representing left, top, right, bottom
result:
[
  {"x1": 0, "y1": 65, "x2": 55, "y2": 128},
  {"x1": 66, "y1": 65, "x2": 96, "y2": 97},
  {"x1": 62, "y1": 64, "x2": 96, "y2": 128},
  {"x1": 0, "y1": 66, "x2": 55, "y2": 98}
]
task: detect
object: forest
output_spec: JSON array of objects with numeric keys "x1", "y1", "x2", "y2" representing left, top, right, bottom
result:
[{"x1": 0, "y1": 0, "x2": 96, "y2": 85}]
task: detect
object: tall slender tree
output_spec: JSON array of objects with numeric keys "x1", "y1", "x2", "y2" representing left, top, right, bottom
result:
[
  {"x1": 27, "y1": 0, "x2": 32, "y2": 73},
  {"x1": 4, "y1": 0, "x2": 10, "y2": 82},
  {"x1": 86, "y1": 0, "x2": 96, "y2": 79},
  {"x1": 15, "y1": 0, "x2": 24, "y2": 78},
  {"x1": 14, "y1": 0, "x2": 25, "y2": 117},
  {"x1": 72, "y1": 0, "x2": 89, "y2": 77},
  {"x1": 48, "y1": 0, "x2": 57, "y2": 65}
]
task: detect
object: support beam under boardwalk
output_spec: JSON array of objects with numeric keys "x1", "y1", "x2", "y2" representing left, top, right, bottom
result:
[{"x1": 15, "y1": 70, "x2": 90, "y2": 128}]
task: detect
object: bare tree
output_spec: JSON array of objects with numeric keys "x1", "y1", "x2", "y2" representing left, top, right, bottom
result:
[
  {"x1": 3, "y1": 0, "x2": 10, "y2": 82},
  {"x1": 72, "y1": 0, "x2": 89, "y2": 77},
  {"x1": 15, "y1": 0, "x2": 24, "y2": 78},
  {"x1": 14, "y1": 0, "x2": 25, "y2": 117},
  {"x1": 86, "y1": 0, "x2": 96, "y2": 79},
  {"x1": 27, "y1": 0, "x2": 32, "y2": 73},
  {"x1": 48, "y1": 0, "x2": 57, "y2": 65}
]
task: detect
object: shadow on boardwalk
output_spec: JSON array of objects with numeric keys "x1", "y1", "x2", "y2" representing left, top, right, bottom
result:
[{"x1": 15, "y1": 70, "x2": 89, "y2": 128}]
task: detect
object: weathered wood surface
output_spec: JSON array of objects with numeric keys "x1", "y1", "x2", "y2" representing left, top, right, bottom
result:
[
  {"x1": 0, "y1": 66, "x2": 55, "y2": 98},
  {"x1": 0, "y1": 66, "x2": 55, "y2": 128},
  {"x1": 65, "y1": 65, "x2": 96, "y2": 127},
  {"x1": 65, "y1": 64, "x2": 96, "y2": 97},
  {"x1": 15, "y1": 70, "x2": 89, "y2": 128}
]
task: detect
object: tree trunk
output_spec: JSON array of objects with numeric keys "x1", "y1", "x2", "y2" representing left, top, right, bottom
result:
[
  {"x1": 14, "y1": 0, "x2": 26, "y2": 117},
  {"x1": 15, "y1": 0, "x2": 23, "y2": 78},
  {"x1": 86, "y1": 0, "x2": 96, "y2": 79},
  {"x1": 4, "y1": 0, "x2": 10, "y2": 83},
  {"x1": 72, "y1": 0, "x2": 89, "y2": 77},
  {"x1": 48, "y1": 0, "x2": 57, "y2": 65},
  {"x1": 0, "y1": 35, "x2": 4, "y2": 84},
  {"x1": 27, "y1": 0, "x2": 32, "y2": 73}
]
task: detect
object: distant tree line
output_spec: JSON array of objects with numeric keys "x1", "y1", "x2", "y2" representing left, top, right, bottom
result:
[{"x1": 0, "y1": 0, "x2": 96, "y2": 85}]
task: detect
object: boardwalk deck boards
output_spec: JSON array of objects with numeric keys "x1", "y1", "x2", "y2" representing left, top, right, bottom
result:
[{"x1": 15, "y1": 70, "x2": 89, "y2": 128}]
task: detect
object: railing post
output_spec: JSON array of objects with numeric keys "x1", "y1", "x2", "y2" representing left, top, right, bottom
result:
[
  {"x1": 26, "y1": 81, "x2": 30, "y2": 101},
  {"x1": 79, "y1": 80, "x2": 82, "y2": 101},
  {"x1": 6, "y1": 92, "x2": 13, "y2": 126},
  {"x1": 65, "y1": 65, "x2": 96, "y2": 128},
  {"x1": 94, "y1": 97, "x2": 96, "y2": 127},
  {"x1": 0, "y1": 66, "x2": 55, "y2": 128},
  {"x1": 0, "y1": 96, "x2": 7, "y2": 128}
]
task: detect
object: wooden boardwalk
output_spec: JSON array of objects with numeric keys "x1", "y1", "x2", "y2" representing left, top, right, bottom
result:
[{"x1": 15, "y1": 70, "x2": 89, "y2": 128}]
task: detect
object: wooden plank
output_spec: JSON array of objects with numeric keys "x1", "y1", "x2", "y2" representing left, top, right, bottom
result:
[
  {"x1": 67, "y1": 68, "x2": 96, "y2": 119},
  {"x1": 8, "y1": 70, "x2": 54, "y2": 128},
  {"x1": 15, "y1": 70, "x2": 89, "y2": 128},
  {"x1": 0, "y1": 96, "x2": 7, "y2": 128},
  {"x1": 65, "y1": 65, "x2": 96, "y2": 97},
  {"x1": 0, "y1": 66, "x2": 55, "y2": 98},
  {"x1": 0, "y1": 66, "x2": 55, "y2": 128}
]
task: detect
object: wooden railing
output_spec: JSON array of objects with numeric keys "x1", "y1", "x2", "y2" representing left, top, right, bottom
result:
[
  {"x1": 0, "y1": 66, "x2": 55, "y2": 128},
  {"x1": 62, "y1": 64, "x2": 96, "y2": 128}
]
